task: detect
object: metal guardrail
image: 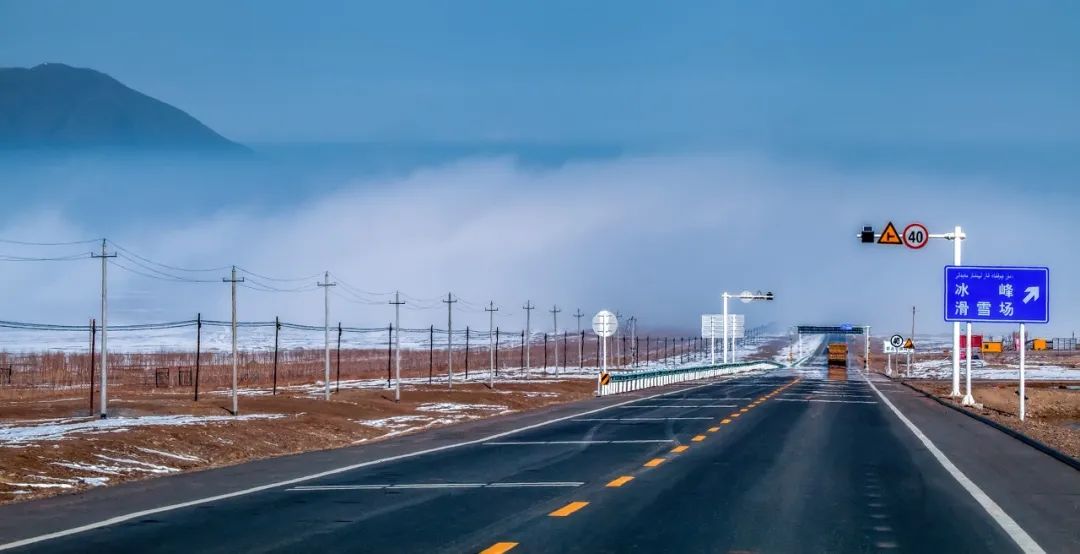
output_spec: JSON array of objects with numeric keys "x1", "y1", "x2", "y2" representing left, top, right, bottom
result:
[{"x1": 598, "y1": 360, "x2": 783, "y2": 396}]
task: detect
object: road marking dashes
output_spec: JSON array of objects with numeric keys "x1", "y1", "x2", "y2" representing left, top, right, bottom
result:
[
  {"x1": 480, "y1": 542, "x2": 518, "y2": 554},
  {"x1": 644, "y1": 458, "x2": 666, "y2": 467},
  {"x1": 549, "y1": 501, "x2": 589, "y2": 517},
  {"x1": 671, "y1": 445, "x2": 689, "y2": 453},
  {"x1": 606, "y1": 476, "x2": 634, "y2": 487}
]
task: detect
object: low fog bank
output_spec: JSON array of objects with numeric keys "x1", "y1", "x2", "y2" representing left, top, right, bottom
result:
[{"x1": 0, "y1": 150, "x2": 1075, "y2": 339}]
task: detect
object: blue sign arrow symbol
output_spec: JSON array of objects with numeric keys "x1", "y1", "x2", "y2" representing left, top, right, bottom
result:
[{"x1": 1023, "y1": 286, "x2": 1039, "y2": 304}]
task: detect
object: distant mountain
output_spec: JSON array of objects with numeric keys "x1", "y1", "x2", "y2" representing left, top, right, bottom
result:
[{"x1": 0, "y1": 63, "x2": 246, "y2": 152}]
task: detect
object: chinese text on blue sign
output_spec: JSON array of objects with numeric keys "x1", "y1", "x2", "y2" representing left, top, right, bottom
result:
[{"x1": 944, "y1": 266, "x2": 1049, "y2": 324}]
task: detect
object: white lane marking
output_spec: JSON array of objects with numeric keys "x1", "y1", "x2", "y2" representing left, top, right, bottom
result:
[
  {"x1": 773, "y1": 398, "x2": 878, "y2": 404},
  {"x1": 484, "y1": 439, "x2": 675, "y2": 445},
  {"x1": 616, "y1": 404, "x2": 737, "y2": 408},
  {"x1": 651, "y1": 397, "x2": 753, "y2": 401},
  {"x1": 865, "y1": 375, "x2": 1046, "y2": 553},
  {"x1": 287, "y1": 481, "x2": 585, "y2": 491},
  {"x1": 573, "y1": 417, "x2": 713, "y2": 422},
  {"x1": 0, "y1": 376, "x2": 735, "y2": 551}
]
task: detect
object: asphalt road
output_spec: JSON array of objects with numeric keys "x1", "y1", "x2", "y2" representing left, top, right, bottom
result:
[{"x1": 2, "y1": 348, "x2": 1077, "y2": 553}]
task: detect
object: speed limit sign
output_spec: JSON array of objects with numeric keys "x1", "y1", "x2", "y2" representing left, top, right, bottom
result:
[{"x1": 902, "y1": 223, "x2": 929, "y2": 249}]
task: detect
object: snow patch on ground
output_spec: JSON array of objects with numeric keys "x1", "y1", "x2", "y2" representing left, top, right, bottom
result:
[
  {"x1": 0, "y1": 414, "x2": 284, "y2": 446},
  {"x1": 415, "y1": 402, "x2": 508, "y2": 414}
]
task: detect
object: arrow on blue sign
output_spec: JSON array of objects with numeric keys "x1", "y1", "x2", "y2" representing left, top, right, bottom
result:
[{"x1": 944, "y1": 266, "x2": 1049, "y2": 324}]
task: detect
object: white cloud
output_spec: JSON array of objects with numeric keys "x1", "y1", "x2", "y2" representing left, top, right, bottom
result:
[{"x1": 1, "y1": 154, "x2": 1076, "y2": 341}]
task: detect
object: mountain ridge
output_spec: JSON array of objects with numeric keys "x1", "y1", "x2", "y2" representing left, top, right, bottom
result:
[{"x1": 0, "y1": 63, "x2": 246, "y2": 152}]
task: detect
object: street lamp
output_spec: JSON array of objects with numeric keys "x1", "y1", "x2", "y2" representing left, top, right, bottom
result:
[{"x1": 721, "y1": 290, "x2": 774, "y2": 363}]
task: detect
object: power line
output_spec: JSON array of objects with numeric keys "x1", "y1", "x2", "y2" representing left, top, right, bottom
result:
[{"x1": 0, "y1": 238, "x2": 101, "y2": 246}]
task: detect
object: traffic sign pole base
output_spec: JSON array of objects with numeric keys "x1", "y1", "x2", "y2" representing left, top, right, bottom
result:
[
  {"x1": 961, "y1": 394, "x2": 976, "y2": 406},
  {"x1": 949, "y1": 389, "x2": 961, "y2": 397}
]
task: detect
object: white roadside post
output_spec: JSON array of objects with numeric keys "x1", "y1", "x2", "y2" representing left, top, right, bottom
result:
[{"x1": 962, "y1": 323, "x2": 975, "y2": 406}]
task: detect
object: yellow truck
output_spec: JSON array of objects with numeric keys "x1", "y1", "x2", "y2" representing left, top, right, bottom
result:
[{"x1": 827, "y1": 343, "x2": 848, "y2": 368}]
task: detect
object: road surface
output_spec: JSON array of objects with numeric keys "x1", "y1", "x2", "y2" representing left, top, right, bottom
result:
[{"x1": 1, "y1": 346, "x2": 1076, "y2": 552}]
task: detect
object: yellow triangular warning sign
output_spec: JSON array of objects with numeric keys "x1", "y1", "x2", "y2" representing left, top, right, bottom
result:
[
  {"x1": 878, "y1": 221, "x2": 903, "y2": 245},
  {"x1": 903, "y1": 338, "x2": 914, "y2": 349}
]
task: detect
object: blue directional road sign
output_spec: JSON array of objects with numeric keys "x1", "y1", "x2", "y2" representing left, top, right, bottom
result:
[{"x1": 944, "y1": 266, "x2": 1049, "y2": 324}]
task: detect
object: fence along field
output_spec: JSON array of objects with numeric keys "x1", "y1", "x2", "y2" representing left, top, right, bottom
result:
[{"x1": 0, "y1": 317, "x2": 712, "y2": 408}]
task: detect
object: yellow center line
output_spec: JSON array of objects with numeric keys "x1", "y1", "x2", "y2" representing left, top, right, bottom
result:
[
  {"x1": 731, "y1": 413, "x2": 741, "y2": 418},
  {"x1": 671, "y1": 445, "x2": 689, "y2": 453},
  {"x1": 691, "y1": 435, "x2": 706, "y2": 442},
  {"x1": 740, "y1": 408, "x2": 749, "y2": 413},
  {"x1": 721, "y1": 418, "x2": 732, "y2": 424},
  {"x1": 480, "y1": 542, "x2": 519, "y2": 554},
  {"x1": 549, "y1": 501, "x2": 589, "y2": 517},
  {"x1": 644, "y1": 458, "x2": 666, "y2": 467},
  {"x1": 606, "y1": 475, "x2": 634, "y2": 487},
  {"x1": 708, "y1": 426, "x2": 720, "y2": 432}
]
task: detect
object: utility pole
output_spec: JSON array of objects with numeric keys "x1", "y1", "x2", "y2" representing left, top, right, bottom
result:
[
  {"x1": 91, "y1": 239, "x2": 116, "y2": 419},
  {"x1": 485, "y1": 301, "x2": 498, "y2": 388},
  {"x1": 317, "y1": 272, "x2": 336, "y2": 400},
  {"x1": 573, "y1": 309, "x2": 584, "y2": 370},
  {"x1": 222, "y1": 266, "x2": 244, "y2": 415},
  {"x1": 443, "y1": 293, "x2": 457, "y2": 388},
  {"x1": 390, "y1": 291, "x2": 406, "y2": 401},
  {"x1": 550, "y1": 305, "x2": 561, "y2": 376},
  {"x1": 523, "y1": 300, "x2": 535, "y2": 377}
]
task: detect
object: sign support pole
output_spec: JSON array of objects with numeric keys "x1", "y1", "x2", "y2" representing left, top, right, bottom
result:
[
  {"x1": 950, "y1": 225, "x2": 963, "y2": 396},
  {"x1": 722, "y1": 294, "x2": 729, "y2": 364},
  {"x1": 962, "y1": 323, "x2": 975, "y2": 406},
  {"x1": 1019, "y1": 323, "x2": 1026, "y2": 421}
]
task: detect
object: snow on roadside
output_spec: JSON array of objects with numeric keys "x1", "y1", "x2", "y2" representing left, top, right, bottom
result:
[
  {"x1": 904, "y1": 359, "x2": 1079, "y2": 381},
  {"x1": 0, "y1": 413, "x2": 284, "y2": 446}
]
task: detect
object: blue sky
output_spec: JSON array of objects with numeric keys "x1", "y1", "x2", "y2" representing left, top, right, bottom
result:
[
  {"x1": 0, "y1": 1, "x2": 1078, "y2": 337},
  {"x1": 2, "y1": 1, "x2": 1078, "y2": 152}
]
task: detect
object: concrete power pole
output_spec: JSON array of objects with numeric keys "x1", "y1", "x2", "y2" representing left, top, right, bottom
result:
[
  {"x1": 317, "y1": 272, "x2": 336, "y2": 401},
  {"x1": 573, "y1": 309, "x2": 584, "y2": 369},
  {"x1": 390, "y1": 291, "x2": 405, "y2": 401},
  {"x1": 222, "y1": 266, "x2": 244, "y2": 415},
  {"x1": 550, "y1": 305, "x2": 561, "y2": 376},
  {"x1": 485, "y1": 301, "x2": 498, "y2": 388},
  {"x1": 443, "y1": 293, "x2": 457, "y2": 388},
  {"x1": 523, "y1": 300, "x2": 535, "y2": 377},
  {"x1": 91, "y1": 239, "x2": 116, "y2": 419}
]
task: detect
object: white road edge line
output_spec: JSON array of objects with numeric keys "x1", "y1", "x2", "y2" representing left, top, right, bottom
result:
[
  {"x1": 0, "y1": 376, "x2": 735, "y2": 551},
  {"x1": 864, "y1": 373, "x2": 1046, "y2": 554}
]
